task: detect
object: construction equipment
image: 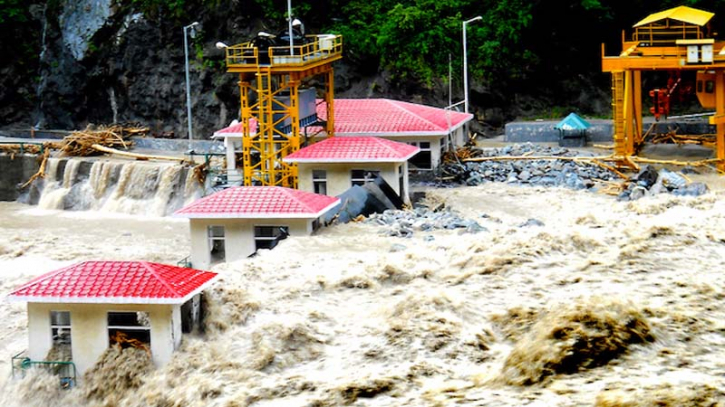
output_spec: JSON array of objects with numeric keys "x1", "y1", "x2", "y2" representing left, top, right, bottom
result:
[
  {"x1": 601, "y1": 5, "x2": 725, "y2": 172},
  {"x1": 220, "y1": 29, "x2": 342, "y2": 187}
]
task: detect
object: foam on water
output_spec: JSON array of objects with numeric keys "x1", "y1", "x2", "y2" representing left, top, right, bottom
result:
[
  {"x1": 35, "y1": 157, "x2": 202, "y2": 216},
  {"x1": 1, "y1": 182, "x2": 725, "y2": 406}
]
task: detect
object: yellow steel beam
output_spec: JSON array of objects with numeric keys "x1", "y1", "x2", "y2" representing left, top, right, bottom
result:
[{"x1": 715, "y1": 71, "x2": 725, "y2": 171}]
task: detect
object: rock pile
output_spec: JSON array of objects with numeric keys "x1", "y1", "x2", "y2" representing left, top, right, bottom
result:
[
  {"x1": 440, "y1": 144, "x2": 619, "y2": 190},
  {"x1": 367, "y1": 207, "x2": 487, "y2": 238},
  {"x1": 618, "y1": 165, "x2": 709, "y2": 201}
]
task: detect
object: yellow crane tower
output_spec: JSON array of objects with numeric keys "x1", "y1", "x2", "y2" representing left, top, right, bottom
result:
[
  {"x1": 602, "y1": 5, "x2": 725, "y2": 172},
  {"x1": 221, "y1": 31, "x2": 342, "y2": 187}
]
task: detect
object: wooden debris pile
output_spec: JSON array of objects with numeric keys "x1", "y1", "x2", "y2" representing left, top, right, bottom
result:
[{"x1": 52, "y1": 124, "x2": 148, "y2": 157}]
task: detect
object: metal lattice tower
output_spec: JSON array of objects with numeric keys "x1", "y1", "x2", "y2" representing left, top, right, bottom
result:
[
  {"x1": 222, "y1": 35, "x2": 342, "y2": 187},
  {"x1": 602, "y1": 6, "x2": 725, "y2": 171}
]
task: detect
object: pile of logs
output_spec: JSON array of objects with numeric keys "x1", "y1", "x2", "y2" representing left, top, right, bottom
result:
[{"x1": 53, "y1": 124, "x2": 147, "y2": 156}]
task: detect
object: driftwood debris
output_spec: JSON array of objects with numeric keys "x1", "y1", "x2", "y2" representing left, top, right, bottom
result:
[
  {"x1": 55, "y1": 124, "x2": 146, "y2": 156},
  {"x1": 91, "y1": 144, "x2": 190, "y2": 163},
  {"x1": 20, "y1": 148, "x2": 51, "y2": 189}
]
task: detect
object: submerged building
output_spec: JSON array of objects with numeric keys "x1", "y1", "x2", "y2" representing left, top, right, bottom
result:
[
  {"x1": 174, "y1": 186, "x2": 339, "y2": 268},
  {"x1": 8, "y1": 261, "x2": 218, "y2": 379}
]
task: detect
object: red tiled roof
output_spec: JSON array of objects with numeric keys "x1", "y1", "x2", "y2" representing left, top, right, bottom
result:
[
  {"x1": 212, "y1": 119, "x2": 258, "y2": 137},
  {"x1": 284, "y1": 136, "x2": 419, "y2": 163},
  {"x1": 211, "y1": 99, "x2": 472, "y2": 137},
  {"x1": 7, "y1": 261, "x2": 218, "y2": 304},
  {"x1": 174, "y1": 186, "x2": 339, "y2": 219},
  {"x1": 313, "y1": 99, "x2": 472, "y2": 135}
]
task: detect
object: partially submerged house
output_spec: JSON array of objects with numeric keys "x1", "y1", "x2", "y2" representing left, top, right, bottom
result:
[
  {"x1": 213, "y1": 98, "x2": 474, "y2": 182},
  {"x1": 7, "y1": 261, "x2": 218, "y2": 378},
  {"x1": 174, "y1": 186, "x2": 340, "y2": 268},
  {"x1": 283, "y1": 136, "x2": 419, "y2": 202}
]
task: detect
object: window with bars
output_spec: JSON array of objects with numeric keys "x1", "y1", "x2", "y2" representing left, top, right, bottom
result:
[
  {"x1": 407, "y1": 141, "x2": 432, "y2": 170},
  {"x1": 207, "y1": 225, "x2": 225, "y2": 263},
  {"x1": 108, "y1": 312, "x2": 151, "y2": 348},
  {"x1": 313, "y1": 170, "x2": 327, "y2": 195},
  {"x1": 50, "y1": 311, "x2": 72, "y2": 347},
  {"x1": 254, "y1": 226, "x2": 290, "y2": 250},
  {"x1": 350, "y1": 169, "x2": 380, "y2": 186}
]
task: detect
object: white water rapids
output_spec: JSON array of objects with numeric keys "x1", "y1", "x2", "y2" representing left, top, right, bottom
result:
[
  {"x1": 35, "y1": 157, "x2": 203, "y2": 216},
  {"x1": 1, "y1": 180, "x2": 725, "y2": 406}
]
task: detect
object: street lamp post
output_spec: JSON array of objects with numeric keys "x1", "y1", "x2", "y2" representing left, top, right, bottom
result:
[
  {"x1": 462, "y1": 16, "x2": 482, "y2": 114},
  {"x1": 183, "y1": 22, "x2": 200, "y2": 151}
]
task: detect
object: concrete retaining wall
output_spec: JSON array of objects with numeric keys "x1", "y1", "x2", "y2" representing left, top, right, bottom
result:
[
  {"x1": 505, "y1": 119, "x2": 714, "y2": 144},
  {"x1": 131, "y1": 137, "x2": 224, "y2": 154},
  {"x1": 0, "y1": 155, "x2": 41, "y2": 201}
]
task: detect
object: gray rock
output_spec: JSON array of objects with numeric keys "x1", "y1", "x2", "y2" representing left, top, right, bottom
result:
[
  {"x1": 519, "y1": 218, "x2": 545, "y2": 227},
  {"x1": 632, "y1": 165, "x2": 658, "y2": 188},
  {"x1": 390, "y1": 244, "x2": 408, "y2": 252},
  {"x1": 659, "y1": 169, "x2": 687, "y2": 190},
  {"x1": 423, "y1": 235, "x2": 435, "y2": 242},
  {"x1": 672, "y1": 182, "x2": 709, "y2": 197},
  {"x1": 629, "y1": 186, "x2": 648, "y2": 201},
  {"x1": 464, "y1": 222, "x2": 488, "y2": 234}
]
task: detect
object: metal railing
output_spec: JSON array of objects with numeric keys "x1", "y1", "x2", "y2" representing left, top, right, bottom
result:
[
  {"x1": 0, "y1": 141, "x2": 46, "y2": 154},
  {"x1": 176, "y1": 256, "x2": 192, "y2": 268},
  {"x1": 225, "y1": 35, "x2": 343, "y2": 68},
  {"x1": 11, "y1": 351, "x2": 77, "y2": 389}
]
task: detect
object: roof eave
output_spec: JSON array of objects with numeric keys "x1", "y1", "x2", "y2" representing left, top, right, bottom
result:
[{"x1": 175, "y1": 198, "x2": 340, "y2": 219}]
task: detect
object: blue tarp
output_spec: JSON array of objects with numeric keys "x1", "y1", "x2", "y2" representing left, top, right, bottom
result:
[{"x1": 554, "y1": 113, "x2": 591, "y2": 132}]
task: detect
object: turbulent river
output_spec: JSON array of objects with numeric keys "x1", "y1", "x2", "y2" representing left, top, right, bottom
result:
[{"x1": 1, "y1": 181, "x2": 725, "y2": 406}]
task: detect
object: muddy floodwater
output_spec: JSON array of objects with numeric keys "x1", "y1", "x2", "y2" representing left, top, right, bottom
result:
[{"x1": 1, "y1": 182, "x2": 725, "y2": 406}]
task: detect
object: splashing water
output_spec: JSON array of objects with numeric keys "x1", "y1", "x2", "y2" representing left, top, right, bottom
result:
[
  {"x1": 1, "y1": 182, "x2": 725, "y2": 406},
  {"x1": 35, "y1": 157, "x2": 202, "y2": 216}
]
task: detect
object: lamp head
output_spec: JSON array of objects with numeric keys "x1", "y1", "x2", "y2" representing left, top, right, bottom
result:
[{"x1": 215, "y1": 42, "x2": 229, "y2": 49}]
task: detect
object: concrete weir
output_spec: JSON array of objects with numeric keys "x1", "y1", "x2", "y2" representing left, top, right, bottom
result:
[{"x1": 0, "y1": 154, "x2": 203, "y2": 216}]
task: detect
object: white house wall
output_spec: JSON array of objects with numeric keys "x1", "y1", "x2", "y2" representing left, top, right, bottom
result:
[
  {"x1": 189, "y1": 218, "x2": 312, "y2": 269},
  {"x1": 27, "y1": 302, "x2": 180, "y2": 377},
  {"x1": 297, "y1": 162, "x2": 403, "y2": 197}
]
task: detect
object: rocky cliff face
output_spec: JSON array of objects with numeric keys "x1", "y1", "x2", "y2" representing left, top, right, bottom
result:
[
  {"x1": 0, "y1": 1, "x2": 480, "y2": 138},
  {"x1": 1, "y1": 2, "x2": 611, "y2": 139},
  {"x1": 29, "y1": 1, "x2": 245, "y2": 138}
]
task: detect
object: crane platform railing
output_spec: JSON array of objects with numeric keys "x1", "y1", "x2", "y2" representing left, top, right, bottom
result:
[{"x1": 224, "y1": 35, "x2": 342, "y2": 69}]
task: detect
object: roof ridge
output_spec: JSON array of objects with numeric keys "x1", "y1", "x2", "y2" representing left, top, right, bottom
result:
[
  {"x1": 373, "y1": 136, "x2": 409, "y2": 156},
  {"x1": 279, "y1": 186, "x2": 317, "y2": 212},
  {"x1": 388, "y1": 100, "x2": 446, "y2": 131},
  {"x1": 140, "y1": 261, "x2": 179, "y2": 297}
]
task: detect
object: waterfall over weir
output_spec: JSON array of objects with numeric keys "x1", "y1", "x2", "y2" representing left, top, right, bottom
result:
[{"x1": 33, "y1": 157, "x2": 203, "y2": 217}]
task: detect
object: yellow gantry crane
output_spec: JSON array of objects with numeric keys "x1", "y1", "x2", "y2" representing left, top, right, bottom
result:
[
  {"x1": 602, "y1": 5, "x2": 725, "y2": 172},
  {"x1": 221, "y1": 33, "x2": 342, "y2": 187}
]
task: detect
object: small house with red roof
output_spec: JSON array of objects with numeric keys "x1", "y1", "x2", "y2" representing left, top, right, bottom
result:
[
  {"x1": 213, "y1": 98, "x2": 473, "y2": 181},
  {"x1": 7, "y1": 261, "x2": 218, "y2": 376},
  {"x1": 283, "y1": 136, "x2": 419, "y2": 202},
  {"x1": 174, "y1": 186, "x2": 339, "y2": 268}
]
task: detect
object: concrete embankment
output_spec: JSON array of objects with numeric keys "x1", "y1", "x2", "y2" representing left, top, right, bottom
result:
[{"x1": 505, "y1": 118, "x2": 714, "y2": 143}]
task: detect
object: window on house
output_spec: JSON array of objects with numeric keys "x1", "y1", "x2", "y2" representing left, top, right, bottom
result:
[
  {"x1": 407, "y1": 141, "x2": 433, "y2": 170},
  {"x1": 108, "y1": 312, "x2": 151, "y2": 348},
  {"x1": 50, "y1": 311, "x2": 72, "y2": 358},
  {"x1": 207, "y1": 225, "x2": 225, "y2": 263},
  {"x1": 254, "y1": 226, "x2": 290, "y2": 250},
  {"x1": 313, "y1": 170, "x2": 327, "y2": 195},
  {"x1": 351, "y1": 169, "x2": 380, "y2": 186}
]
